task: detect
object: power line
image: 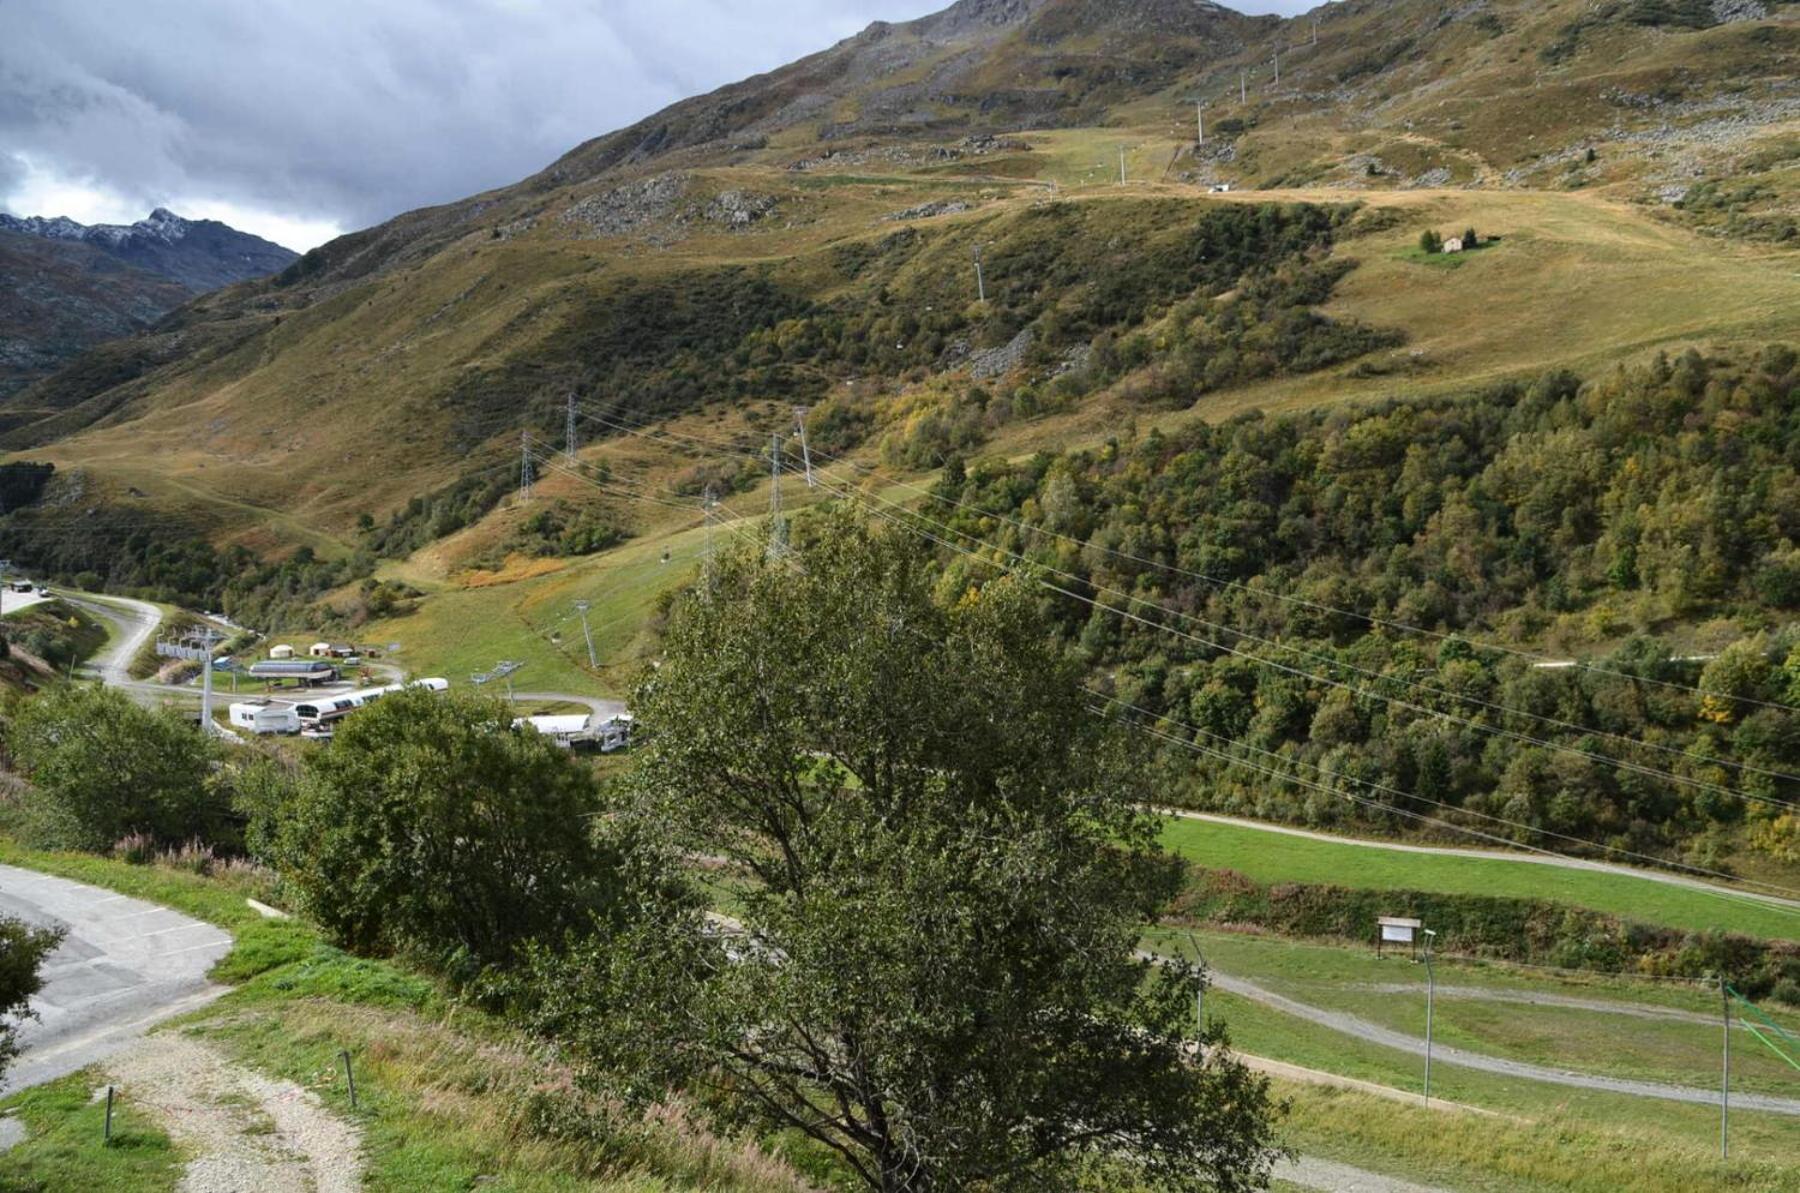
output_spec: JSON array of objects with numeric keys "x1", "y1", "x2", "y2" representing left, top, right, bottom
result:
[
  {"x1": 527, "y1": 427, "x2": 1800, "y2": 911},
  {"x1": 794, "y1": 458, "x2": 1800, "y2": 816}
]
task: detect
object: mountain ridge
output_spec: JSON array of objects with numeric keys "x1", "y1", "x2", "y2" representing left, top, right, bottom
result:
[{"x1": 0, "y1": 0, "x2": 1793, "y2": 559}]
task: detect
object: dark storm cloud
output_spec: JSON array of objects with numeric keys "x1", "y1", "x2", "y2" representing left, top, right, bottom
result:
[{"x1": 0, "y1": 0, "x2": 1313, "y2": 248}]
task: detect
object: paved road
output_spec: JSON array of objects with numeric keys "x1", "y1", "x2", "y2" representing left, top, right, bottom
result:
[
  {"x1": 1167, "y1": 810, "x2": 1800, "y2": 913},
  {"x1": 508, "y1": 691, "x2": 627, "y2": 720},
  {"x1": 1202, "y1": 964, "x2": 1800, "y2": 1117},
  {"x1": 0, "y1": 864, "x2": 231, "y2": 1095},
  {"x1": 61, "y1": 591, "x2": 165, "y2": 690},
  {"x1": 0, "y1": 590, "x2": 49, "y2": 617}
]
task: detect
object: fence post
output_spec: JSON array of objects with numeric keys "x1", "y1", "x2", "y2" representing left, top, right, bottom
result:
[
  {"x1": 103, "y1": 1085, "x2": 114, "y2": 1144},
  {"x1": 340, "y1": 1050, "x2": 358, "y2": 1109}
]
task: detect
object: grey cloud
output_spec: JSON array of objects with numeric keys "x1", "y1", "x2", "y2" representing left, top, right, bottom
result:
[{"x1": 1, "y1": 0, "x2": 1313, "y2": 241}]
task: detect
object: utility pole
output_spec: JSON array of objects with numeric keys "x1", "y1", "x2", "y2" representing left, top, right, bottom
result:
[
  {"x1": 703, "y1": 484, "x2": 718, "y2": 576},
  {"x1": 973, "y1": 244, "x2": 987, "y2": 303},
  {"x1": 768, "y1": 434, "x2": 786, "y2": 559},
  {"x1": 574, "y1": 600, "x2": 596, "y2": 669},
  {"x1": 1187, "y1": 933, "x2": 1206, "y2": 1034},
  {"x1": 794, "y1": 408, "x2": 815, "y2": 488},
  {"x1": 198, "y1": 627, "x2": 221, "y2": 736},
  {"x1": 1721, "y1": 977, "x2": 1731, "y2": 1160},
  {"x1": 564, "y1": 393, "x2": 578, "y2": 464},
  {"x1": 1119, "y1": 145, "x2": 1128, "y2": 185},
  {"x1": 1273, "y1": 50, "x2": 1281, "y2": 86},
  {"x1": 1197, "y1": 102, "x2": 1205, "y2": 146},
  {"x1": 1240, "y1": 69, "x2": 1247, "y2": 105},
  {"x1": 1422, "y1": 928, "x2": 1437, "y2": 1106},
  {"x1": 520, "y1": 430, "x2": 534, "y2": 502}
]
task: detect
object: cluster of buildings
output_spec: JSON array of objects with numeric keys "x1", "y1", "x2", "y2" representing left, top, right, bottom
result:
[{"x1": 229, "y1": 645, "x2": 632, "y2": 751}]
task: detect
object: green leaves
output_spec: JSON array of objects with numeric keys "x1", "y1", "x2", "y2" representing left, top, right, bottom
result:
[
  {"x1": 555, "y1": 510, "x2": 1279, "y2": 1190},
  {"x1": 269, "y1": 688, "x2": 621, "y2": 977},
  {"x1": 7, "y1": 684, "x2": 226, "y2": 851}
]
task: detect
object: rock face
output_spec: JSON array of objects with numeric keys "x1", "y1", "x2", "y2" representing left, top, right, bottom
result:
[
  {"x1": 0, "y1": 208, "x2": 298, "y2": 292},
  {"x1": 0, "y1": 209, "x2": 297, "y2": 398}
]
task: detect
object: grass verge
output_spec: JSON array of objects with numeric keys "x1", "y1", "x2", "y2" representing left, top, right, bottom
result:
[{"x1": 1159, "y1": 816, "x2": 1800, "y2": 942}]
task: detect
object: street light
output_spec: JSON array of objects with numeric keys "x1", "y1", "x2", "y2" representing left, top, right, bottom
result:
[{"x1": 1422, "y1": 927, "x2": 1438, "y2": 1105}]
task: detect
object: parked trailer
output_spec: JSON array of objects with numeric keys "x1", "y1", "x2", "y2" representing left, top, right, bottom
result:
[
  {"x1": 248, "y1": 659, "x2": 340, "y2": 685},
  {"x1": 228, "y1": 700, "x2": 303, "y2": 736},
  {"x1": 295, "y1": 677, "x2": 450, "y2": 737}
]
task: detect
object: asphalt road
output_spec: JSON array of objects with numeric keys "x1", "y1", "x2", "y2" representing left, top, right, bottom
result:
[
  {"x1": 508, "y1": 692, "x2": 628, "y2": 721},
  {"x1": 1167, "y1": 810, "x2": 1800, "y2": 913},
  {"x1": 61, "y1": 591, "x2": 166, "y2": 692},
  {"x1": 0, "y1": 864, "x2": 231, "y2": 1095},
  {"x1": 1202, "y1": 964, "x2": 1800, "y2": 1117}
]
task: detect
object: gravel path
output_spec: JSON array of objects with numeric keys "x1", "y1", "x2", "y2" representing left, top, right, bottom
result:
[
  {"x1": 1277, "y1": 1155, "x2": 1453, "y2": 1193},
  {"x1": 107, "y1": 1034, "x2": 362, "y2": 1193},
  {"x1": 1209, "y1": 969, "x2": 1800, "y2": 1116}
]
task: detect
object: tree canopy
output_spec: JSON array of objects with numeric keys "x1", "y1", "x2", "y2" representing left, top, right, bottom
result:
[
  {"x1": 539, "y1": 511, "x2": 1280, "y2": 1192},
  {"x1": 6, "y1": 684, "x2": 226, "y2": 851},
  {"x1": 269, "y1": 688, "x2": 622, "y2": 975}
]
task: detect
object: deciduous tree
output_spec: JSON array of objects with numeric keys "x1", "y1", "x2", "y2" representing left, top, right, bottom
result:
[{"x1": 542, "y1": 511, "x2": 1280, "y2": 1192}]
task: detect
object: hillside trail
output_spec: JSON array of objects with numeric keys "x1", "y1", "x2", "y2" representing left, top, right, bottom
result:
[
  {"x1": 106, "y1": 1033, "x2": 362, "y2": 1193},
  {"x1": 1164, "y1": 809, "x2": 1800, "y2": 912}
]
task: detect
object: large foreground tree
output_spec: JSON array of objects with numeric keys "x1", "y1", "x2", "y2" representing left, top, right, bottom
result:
[{"x1": 542, "y1": 510, "x2": 1281, "y2": 1192}]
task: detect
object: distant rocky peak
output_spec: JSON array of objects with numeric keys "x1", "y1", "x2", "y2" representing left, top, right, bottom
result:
[{"x1": 0, "y1": 208, "x2": 193, "y2": 247}]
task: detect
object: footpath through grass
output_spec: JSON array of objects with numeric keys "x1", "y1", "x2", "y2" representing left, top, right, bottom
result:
[
  {"x1": 0, "y1": 840, "x2": 806, "y2": 1192},
  {"x1": 1160, "y1": 815, "x2": 1800, "y2": 942},
  {"x1": 0, "y1": 1072, "x2": 179, "y2": 1193}
]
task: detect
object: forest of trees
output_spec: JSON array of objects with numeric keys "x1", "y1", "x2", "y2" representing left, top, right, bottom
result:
[{"x1": 918, "y1": 344, "x2": 1800, "y2": 869}]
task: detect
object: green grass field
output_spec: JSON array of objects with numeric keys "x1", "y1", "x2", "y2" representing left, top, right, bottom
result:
[
  {"x1": 1146, "y1": 927, "x2": 1800, "y2": 1098},
  {"x1": 1159, "y1": 815, "x2": 1800, "y2": 942}
]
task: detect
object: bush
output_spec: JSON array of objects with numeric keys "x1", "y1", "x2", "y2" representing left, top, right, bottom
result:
[
  {"x1": 270, "y1": 688, "x2": 624, "y2": 977},
  {"x1": 1418, "y1": 230, "x2": 1443, "y2": 254},
  {"x1": 7, "y1": 685, "x2": 228, "y2": 851},
  {"x1": 0, "y1": 914, "x2": 64, "y2": 1083}
]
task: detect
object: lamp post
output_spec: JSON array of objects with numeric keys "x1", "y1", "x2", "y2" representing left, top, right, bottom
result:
[{"x1": 1422, "y1": 927, "x2": 1438, "y2": 1105}]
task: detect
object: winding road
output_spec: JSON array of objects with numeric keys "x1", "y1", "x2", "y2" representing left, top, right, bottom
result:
[
  {"x1": 1191, "y1": 960, "x2": 1800, "y2": 1117},
  {"x1": 59, "y1": 590, "x2": 173, "y2": 698},
  {"x1": 1167, "y1": 809, "x2": 1800, "y2": 913}
]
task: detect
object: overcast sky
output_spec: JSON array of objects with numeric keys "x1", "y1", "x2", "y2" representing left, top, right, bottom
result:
[{"x1": 1, "y1": 0, "x2": 1309, "y2": 252}]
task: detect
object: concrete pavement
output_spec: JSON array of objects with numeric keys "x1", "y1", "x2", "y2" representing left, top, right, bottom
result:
[{"x1": 0, "y1": 864, "x2": 231, "y2": 1094}]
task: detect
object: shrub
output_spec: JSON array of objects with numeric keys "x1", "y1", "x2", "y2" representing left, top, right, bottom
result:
[
  {"x1": 271, "y1": 688, "x2": 625, "y2": 978},
  {"x1": 1418, "y1": 230, "x2": 1443, "y2": 254},
  {"x1": 7, "y1": 685, "x2": 228, "y2": 851}
]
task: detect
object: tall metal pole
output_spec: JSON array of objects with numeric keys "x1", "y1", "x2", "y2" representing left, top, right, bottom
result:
[
  {"x1": 564, "y1": 393, "x2": 578, "y2": 463},
  {"x1": 1273, "y1": 50, "x2": 1280, "y2": 86},
  {"x1": 768, "y1": 434, "x2": 786, "y2": 559},
  {"x1": 1721, "y1": 978, "x2": 1731, "y2": 1160},
  {"x1": 199, "y1": 628, "x2": 219, "y2": 736},
  {"x1": 1187, "y1": 933, "x2": 1206, "y2": 1034},
  {"x1": 794, "y1": 408, "x2": 815, "y2": 488},
  {"x1": 520, "y1": 430, "x2": 534, "y2": 502},
  {"x1": 1119, "y1": 146, "x2": 1127, "y2": 185},
  {"x1": 1423, "y1": 928, "x2": 1436, "y2": 1105},
  {"x1": 1197, "y1": 103, "x2": 1205, "y2": 146},
  {"x1": 973, "y1": 245, "x2": 986, "y2": 303},
  {"x1": 703, "y1": 484, "x2": 718, "y2": 576},
  {"x1": 574, "y1": 600, "x2": 596, "y2": 669},
  {"x1": 1240, "y1": 69, "x2": 1247, "y2": 105}
]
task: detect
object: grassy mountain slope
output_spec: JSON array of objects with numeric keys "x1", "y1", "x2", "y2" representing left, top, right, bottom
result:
[{"x1": 0, "y1": 0, "x2": 1793, "y2": 582}]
